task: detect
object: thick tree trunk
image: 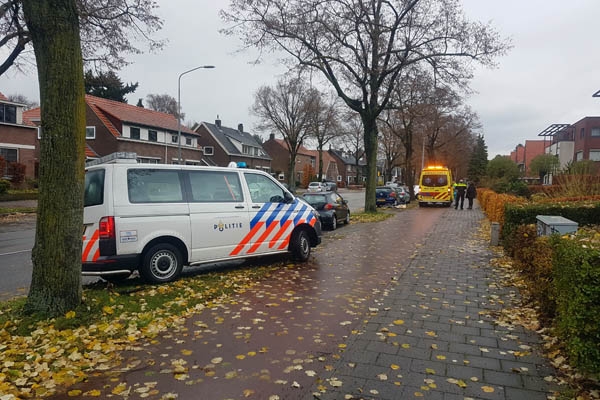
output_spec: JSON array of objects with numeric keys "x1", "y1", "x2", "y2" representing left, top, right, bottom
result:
[
  {"x1": 23, "y1": 0, "x2": 86, "y2": 315},
  {"x1": 362, "y1": 116, "x2": 379, "y2": 213}
]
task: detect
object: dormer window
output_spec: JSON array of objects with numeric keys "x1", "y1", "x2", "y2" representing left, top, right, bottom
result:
[
  {"x1": 130, "y1": 127, "x2": 140, "y2": 140},
  {"x1": 0, "y1": 104, "x2": 17, "y2": 124}
]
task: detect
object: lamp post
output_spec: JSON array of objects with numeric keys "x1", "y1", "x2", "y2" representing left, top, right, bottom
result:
[{"x1": 177, "y1": 65, "x2": 215, "y2": 164}]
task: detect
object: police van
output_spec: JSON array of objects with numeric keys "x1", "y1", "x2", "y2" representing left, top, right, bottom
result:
[
  {"x1": 82, "y1": 153, "x2": 322, "y2": 283},
  {"x1": 417, "y1": 166, "x2": 453, "y2": 207}
]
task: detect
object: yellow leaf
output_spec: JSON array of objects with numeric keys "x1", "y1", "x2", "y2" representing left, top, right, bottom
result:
[
  {"x1": 425, "y1": 331, "x2": 437, "y2": 337},
  {"x1": 84, "y1": 389, "x2": 102, "y2": 397},
  {"x1": 65, "y1": 311, "x2": 76, "y2": 319},
  {"x1": 390, "y1": 364, "x2": 400, "y2": 370},
  {"x1": 102, "y1": 306, "x2": 114, "y2": 315},
  {"x1": 401, "y1": 343, "x2": 411, "y2": 349},
  {"x1": 338, "y1": 344, "x2": 347, "y2": 349},
  {"x1": 482, "y1": 386, "x2": 495, "y2": 393},
  {"x1": 436, "y1": 355, "x2": 446, "y2": 360},
  {"x1": 68, "y1": 390, "x2": 82, "y2": 396},
  {"x1": 236, "y1": 354, "x2": 246, "y2": 360},
  {"x1": 414, "y1": 392, "x2": 424, "y2": 397},
  {"x1": 112, "y1": 383, "x2": 128, "y2": 395},
  {"x1": 243, "y1": 389, "x2": 255, "y2": 397},
  {"x1": 181, "y1": 349, "x2": 193, "y2": 356},
  {"x1": 393, "y1": 319, "x2": 405, "y2": 325},
  {"x1": 425, "y1": 368, "x2": 436, "y2": 375}
]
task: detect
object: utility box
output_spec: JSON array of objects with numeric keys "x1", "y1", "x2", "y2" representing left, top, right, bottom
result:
[{"x1": 536, "y1": 215, "x2": 578, "y2": 236}]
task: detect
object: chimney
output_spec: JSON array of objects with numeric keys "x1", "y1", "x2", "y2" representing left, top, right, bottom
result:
[
  {"x1": 215, "y1": 115, "x2": 221, "y2": 128},
  {"x1": 238, "y1": 123, "x2": 244, "y2": 133},
  {"x1": 269, "y1": 133, "x2": 275, "y2": 141}
]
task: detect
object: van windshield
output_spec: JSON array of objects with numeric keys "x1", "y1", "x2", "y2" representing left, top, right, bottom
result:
[
  {"x1": 421, "y1": 174, "x2": 448, "y2": 187},
  {"x1": 84, "y1": 169, "x2": 105, "y2": 207}
]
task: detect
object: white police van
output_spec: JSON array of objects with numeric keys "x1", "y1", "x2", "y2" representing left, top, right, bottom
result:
[{"x1": 82, "y1": 153, "x2": 322, "y2": 283}]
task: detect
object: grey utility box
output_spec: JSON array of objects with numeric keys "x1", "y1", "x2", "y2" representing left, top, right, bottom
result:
[{"x1": 536, "y1": 215, "x2": 578, "y2": 236}]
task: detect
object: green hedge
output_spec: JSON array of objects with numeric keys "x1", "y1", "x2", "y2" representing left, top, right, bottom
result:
[
  {"x1": 0, "y1": 191, "x2": 38, "y2": 202},
  {"x1": 551, "y1": 235, "x2": 600, "y2": 374},
  {"x1": 503, "y1": 201, "x2": 600, "y2": 242}
]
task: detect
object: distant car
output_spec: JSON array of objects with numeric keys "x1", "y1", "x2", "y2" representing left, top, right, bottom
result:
[
  {"x1": 376, "y1": 186, "x2": 398, "y2": 207},
  {"x1": 396, "y1": 186, "x2": 410, "y2": 203},
  {"x1": 385, "y1": 181, "x2": 399, "y2": 188},
  {"x1": 307, "y1": 182, "x2": 325, "y2": 192},
  {"x1": 323, "y1": 181, "x2": 338, "y2": 192},
  {"x1": 302, "y1": 192, "x2": 350, "y2": 230}
]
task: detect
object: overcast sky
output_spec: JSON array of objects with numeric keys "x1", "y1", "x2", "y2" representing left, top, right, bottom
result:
[{"x1": 1, "y1": 0, "x2": 599, "y2": 158}]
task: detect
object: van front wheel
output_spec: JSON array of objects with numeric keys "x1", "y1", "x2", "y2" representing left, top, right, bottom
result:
[
  {"x1": 141, "y1": 244, "x2": 183, "y2": 283},
  {"x1": 290, "y1": 229, "x2": 311, "y2": 261}
]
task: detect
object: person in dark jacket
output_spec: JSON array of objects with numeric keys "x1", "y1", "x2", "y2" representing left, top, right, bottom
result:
[
  {"x1": 466, "y1": 182, "x2": 476, "y2": 209},
  {"x1": 454, "y1": 179, "x2": 467, "y2": 209}
]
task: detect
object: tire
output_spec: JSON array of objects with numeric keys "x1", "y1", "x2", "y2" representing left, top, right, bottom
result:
[
  {"x1": 331, "y1": 214, "x2": 337, "y2": 230},
  {"x1": 344, "y1": 211, "x2": 350, "y2": 225},
  {"x1": 140, "y1": 243, "x2": 183, "y2": 283},
  {"x1": 102, "y1": 273, "x2": 131, "y2": 284},
  {"x1": 290, "y1": 229, "x2": 311, "y2": 262}
]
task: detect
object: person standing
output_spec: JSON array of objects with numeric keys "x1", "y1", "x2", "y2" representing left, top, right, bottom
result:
[
  {"x1": 466, "y1": 181, "x2": 476, "y2": 209},
  {"x1": 454, "y1": 179, "x2": 467, "y2": 209}
]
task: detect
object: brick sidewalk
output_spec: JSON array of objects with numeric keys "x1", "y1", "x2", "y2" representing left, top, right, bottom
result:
[{"x1": 310, "y1": 204, "x2": 558, "y2": 400}]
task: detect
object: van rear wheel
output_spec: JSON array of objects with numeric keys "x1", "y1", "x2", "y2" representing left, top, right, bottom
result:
[
  {"x1": 290, "y1": 229, "x2": 311, "y2": 261},
  {"x1": 141, "y1": 243, "x2": 183, "y2": 283}
]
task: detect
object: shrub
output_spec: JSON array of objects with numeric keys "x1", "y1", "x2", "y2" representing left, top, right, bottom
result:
[
  {"x1": 551, "y1": 234, "x2": 600, "y2": 374},
  {"x1": 0, "y1": 179, "x2": 10, "y2": 194},
  {"x1": 508, "y1": 225, "x2": 555, "y2": 321},
  {"x1": 8, "y1": 162, "x2": 26, "y2": 185}
]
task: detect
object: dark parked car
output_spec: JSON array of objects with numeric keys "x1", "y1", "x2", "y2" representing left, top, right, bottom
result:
[
  {"x1": 302, "y1": 192, "x2": 350, "y2": 230},
  {"x1": 376, "y1": 186, "x2": 398, "y2": 207}
]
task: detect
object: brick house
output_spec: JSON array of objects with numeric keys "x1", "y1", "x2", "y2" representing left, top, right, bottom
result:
[
  {"x1": 572, "y1": 116, "x2": 600, "y2": 163},
  {"x1": 262, "y1": 133, "x2": 314, "y2": 185},
  {"x1": 25, "y1": 94, "x2": 206, "y2": 166},
  {"x1": 0, "y1": 92, "x2": 38, "y2": 179},
  {"x1": 195, "y1": 119, "x2": 272, "y2": 171},
  {"x1": 328, "y1": 148, "x2": 367, "y2": 187},
  {"x1": 509, "y1": 140, "x2": 548, "y2": 178}
]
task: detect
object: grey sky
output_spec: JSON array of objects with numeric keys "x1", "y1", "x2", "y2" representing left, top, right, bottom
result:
[{"x1": 1, "y1": 0, "x2": 599, "y2": 158}]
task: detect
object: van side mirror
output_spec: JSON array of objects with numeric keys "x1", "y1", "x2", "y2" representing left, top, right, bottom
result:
[{"x1": 284, "y1": 191, "x2": 294, "y2": 203}]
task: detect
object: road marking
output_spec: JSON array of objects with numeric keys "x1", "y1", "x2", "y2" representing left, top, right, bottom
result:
[{"x1": 0, "y1": 249, "x2": 31, "y2": 256}]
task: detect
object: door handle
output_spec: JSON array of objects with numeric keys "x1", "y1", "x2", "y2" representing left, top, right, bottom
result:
[
  {"x1": 252, "y1": 205, "x2": 261, "y2": 209},
  {"x1": 235, "y1": 205, "x2": 245, "y2": 209}
]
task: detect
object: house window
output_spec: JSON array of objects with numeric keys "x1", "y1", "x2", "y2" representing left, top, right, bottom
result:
[
  {"x1": 590, "y1": 150, "x2": 600, "y2": 161},
  {"x1": 203, "y1": 146, "x2": 214, "y2": 155},
  {"x1": 242, "y1": 144, "x2": 250, "y2": 154},
  {"x1": 0, "y1": 104, "x2": 17, "y2": 124},
  {"x1": 37, "y1": 127, "x2": 42, "y2": 139},
  {"x1": 86, "y1": 126, "x2": 96, "y2": 139},
  {"x1": 337, "y1": 175, "x2": 342, "y2": 182},
  {"x1": 148, "y1": 130, "x2": 158, "y2": 142},
  {"x1": 278, "y1": 174, "x2": 285, "y2": 181},
  {"x1": 185, "y1": 137, "x2": 192, "y2": 146},
  {"x1": 576, "y1": 151, "x2": 583, "y2": 161},
  {"x1": 130, "y1": 127, "x2": 141, "y2": 140},
  {"x1": 171, "y1": 134, "x2": 178, "y2": 143},
  {"x1": 580, "y1": 128, "x2": 585, "y2": 139},
  {"x1": 137, "y1": 157, "x2": 160, "y2": 164},
  {"x1": 0, "y1": 148, "x2": 17, "y2": 176},
  {"x1": 592, "y1": 128, "x2": 600, "y2": 137}
]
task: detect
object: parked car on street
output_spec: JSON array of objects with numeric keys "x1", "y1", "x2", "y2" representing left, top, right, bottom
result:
[
  {"x1": 307, "y1": 181, "x2": 325, "y2": 192},
  {"x1": 323, "y1": 181, "x2": 338, "y2": 192},
  {"x1": 302, "y1": 192, "x2": 350, "y2": 230},
  {"x1": 376, "y1": 186, "x2": 398, "y2": 207},
  {"x1": 396, "y1": 186, "x2": 411, "y2": 204}
]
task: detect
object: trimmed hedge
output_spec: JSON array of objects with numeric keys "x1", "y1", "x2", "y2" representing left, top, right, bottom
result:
[
  {"x1": 0, "y1": 179, "x2": 10, "y2": 195},
  {"x1": 551, "y1": 234, "x2": 600, "y2": 374},
  {"x1": 503, "y1": 201, "x2": 600, "y2": 242}
]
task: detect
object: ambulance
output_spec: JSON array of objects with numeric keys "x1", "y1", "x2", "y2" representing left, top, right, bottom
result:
[
  {"x1": 417, "y1": 166, "x2": 453, "y2": 207},
  {"x1": 81, "y1": 153, "x2": 322, "y2": 283}
]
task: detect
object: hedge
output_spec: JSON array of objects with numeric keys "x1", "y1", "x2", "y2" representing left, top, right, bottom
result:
[{"x1": 550, "y1": 234, "x2": 600, "y2": 374}]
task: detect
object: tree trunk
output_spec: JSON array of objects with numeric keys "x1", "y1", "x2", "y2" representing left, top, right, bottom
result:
[
  {"x1": 362, "y1": 116, "x2": 379, "y2": 213},
  {"x1": 23, "y1": 0, "x2": 86, "y2": 315}
]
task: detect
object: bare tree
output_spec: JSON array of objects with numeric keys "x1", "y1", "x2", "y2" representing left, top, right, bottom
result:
[
  {"x1": 222, "y1": 0, "x2": 509, "y2": 212},
  {"x1": 0, "y1": 0, "x2": 164, "y2": 74},
  {"x1": 252, "y1": 74, "x2": 317, "y2": 190},
  {"x1": 146, "y1": 93, "x2": 182, "y2": 119},
  {"x1": 334, "y1": 112, "x2": 366, "y2": 186},
  {"x1": 6, "y1": 93, "x2": 38, "y2": 109},
  {"x1": 308, "y1": 91, "x2": 341, "y2": 181}
]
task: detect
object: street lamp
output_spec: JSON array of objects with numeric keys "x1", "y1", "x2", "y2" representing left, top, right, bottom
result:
[{"x1": 177, "y1": 65, "x2": 215, "y2": 164}]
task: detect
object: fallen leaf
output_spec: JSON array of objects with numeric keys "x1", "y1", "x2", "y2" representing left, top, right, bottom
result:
[{"x1": 482, "y1": 386, "x2": 495, "y2": 393}]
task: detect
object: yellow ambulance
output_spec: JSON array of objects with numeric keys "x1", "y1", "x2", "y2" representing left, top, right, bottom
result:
[{"x1": 418, "y1": 166, "x2": 453, "y2": 207}]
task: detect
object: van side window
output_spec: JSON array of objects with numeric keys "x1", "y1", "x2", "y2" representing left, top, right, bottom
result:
[
  {"x1": 84, "y1": 169, "x2": 105, "y2": 207},
  {"x1": 127, "y1": 169, "x2": 184, "y2": 203},
  {"x1": 244, "y1": 172, "x2": 285, "y2": 203},
  {"x1": 188, "y1": 171, "x2": 243, "y2": 202}
]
